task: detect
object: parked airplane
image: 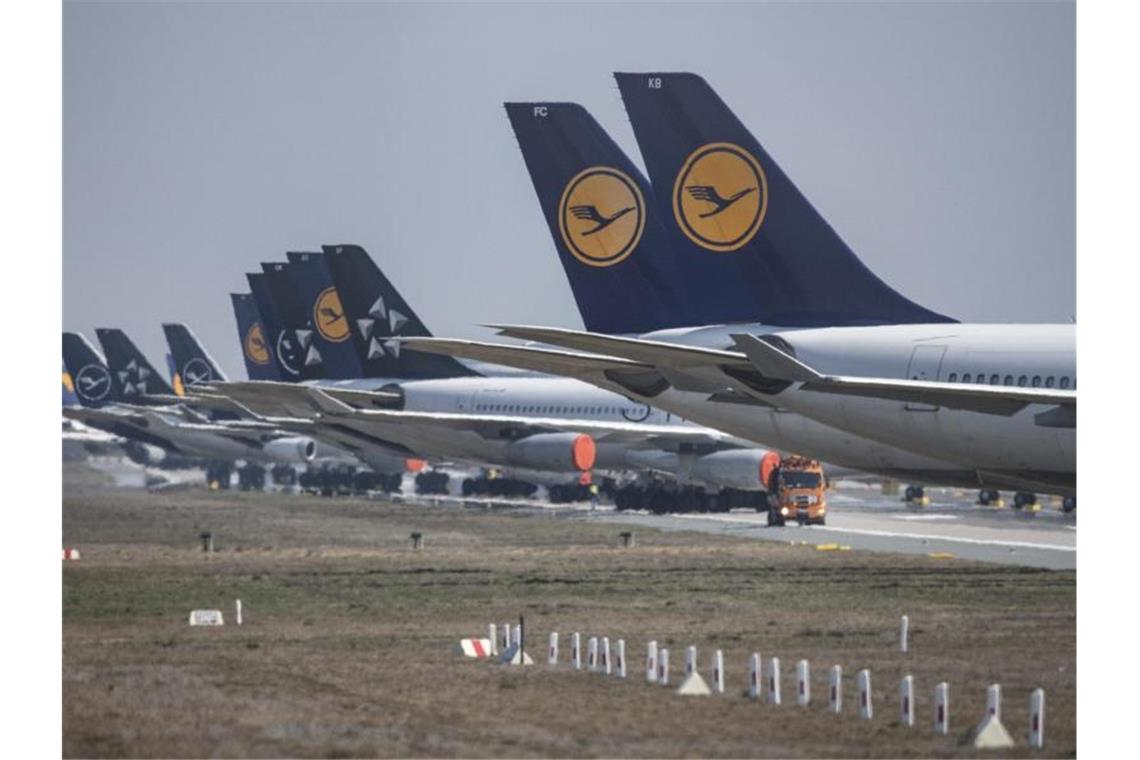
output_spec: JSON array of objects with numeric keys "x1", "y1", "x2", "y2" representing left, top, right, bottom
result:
[{"x1": 401, "y1": 75, "x2": 1074, "y2": 508}]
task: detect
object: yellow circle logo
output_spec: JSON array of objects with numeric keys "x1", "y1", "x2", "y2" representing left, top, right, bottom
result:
[
  {"x1": 314, "y1": 286, "x2": 350, "y2": 343},
  {"x1": 673, "y1": 142, "x2": 767, "y2": 252},
  {"x1": 558, "y1": 167, "x2": 645, "y2": 267},
  {"x1": 244, "y1": 323, "x2": 271, "y2": 365}
]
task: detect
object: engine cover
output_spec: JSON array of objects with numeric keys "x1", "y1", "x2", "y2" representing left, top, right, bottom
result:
[{"x1": 505, "y1": 432, "x2": 596, "y2": 473}]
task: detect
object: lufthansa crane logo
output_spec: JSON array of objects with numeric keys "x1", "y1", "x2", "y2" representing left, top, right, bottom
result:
[
  {"x1": 313, "y1": 286, "x2": 350, "y2": 343},
  {"x1": 243, "y1": 323, "x2": 271, "y2": 366},
  {"x1": 673, "y1": 142, "x2": 767, "y2": 252},
  {"x1": 558, "y1": 167, "x2": 645, "y2": 267},
  {"x1": 74, "y1": 364, "x2": 112, "y2": 402}
]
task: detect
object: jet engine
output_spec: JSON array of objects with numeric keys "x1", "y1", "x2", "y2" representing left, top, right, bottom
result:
[
  {"x1": 505, "y1": 432, "x2": 596, "y2": 472},
  {"x1": 689, "y1": 449, "x2": 780, "y2": 491},
  {"x1": 260, "y1": 436, "x2": 318, "y2": 464}
]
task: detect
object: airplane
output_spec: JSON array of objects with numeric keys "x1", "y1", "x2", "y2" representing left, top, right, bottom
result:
[
  {"x1": 401, "y1": 75, "x2": 1075, "y2": 510},
  {"x1": 62, "y1": 330, "x2": 322, "y2": 489},
  {"x1": 198, "y1": 246, "x2": 785, "y2": 508}
]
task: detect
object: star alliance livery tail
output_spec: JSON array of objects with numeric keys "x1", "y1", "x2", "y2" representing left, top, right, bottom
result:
[
  {"x1": 62, "y1": 332, "x2": 119, "y2": 407},
  {"x1": 230, "y1": 291, "x2": 283, "y2": 381},
  {"x1": 162, "y1": 323, "x2": 227, "y2": 394},
  {"x1": 259, "y1": 261, "x2": 328, "y2": 381},
  {"x1": 283, "y1": 251, "x2": 366, "y2": 379},
  {"x1": 505, "y1": 102, "x2": 695, "y2": 334},
  {"x1": 95, "y1": 328, "x2": 177, "y2": 398},
  {"x1": 323, "y1": 244, "x2": 479, "y2": 379},
  {"x1": 613, "y1": 72, "x2": 954, "y2": 327}
]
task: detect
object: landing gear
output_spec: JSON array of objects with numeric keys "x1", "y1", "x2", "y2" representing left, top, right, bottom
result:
[
  {"x1": 767, "y1": 503, "x2": 786, "y2": 527},
  {"x1": 271, "y1": 465, "x2": 297, "y2": 486},
  {"x1": 977, "y1": 489, "x2": 1002, "y2": 506},
  {"x1": 414, "y1": 470, "x2": 451, "y2": 495},
  {"x1": 1062, "y1": 495, "x2": 1076, "y2": 513},
  {"x1": 904, "y1": 485, "x2": 929, "y2": 506},
  {"x1": 1012, "y1": 491, "x2": 1039, "y2": 511},
  {"x1": 237, "y1": 463, "x2": 267, "y2": 491},
  {"x1": 459, "y1": 475, "x2": 535, "y2": 498},
  {"x1": 548, "y1": 483, "x2": 591, "y2": 503},
  {"x1": 205, "y1": 462, "x2": 233, "y2": 490}
]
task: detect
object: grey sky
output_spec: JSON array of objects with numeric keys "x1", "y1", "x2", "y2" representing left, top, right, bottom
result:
[{"x1": 64, "y1": 1, "x2": 1075, "y2": 379}]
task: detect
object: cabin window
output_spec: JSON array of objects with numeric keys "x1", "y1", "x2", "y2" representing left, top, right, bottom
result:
[
  {"x1": 990, "y1": 374, "x2": 1000, "y2": 385},
  {"x1": 1059, "y1": 376, "x2": 1070, "y2": 389},
  {"x1": 962, "y1": 373, "x2": 972, "y2": 384},
  {"x1": 1004, "y1": 375, "x2": 1013, "y2": 386},
  {"x1": 1032, "y1": 376, "x2": 1042, "y2": 387},
  {"x1": 948, "y1": 373, "x2": 958, "y2": 382},
  {"x1": 1018, "y1": 375, "x2": 1028, "y2": 387},
  {"x1": 1045, "y1": 376, "x2": 1055, "y2": 388}
]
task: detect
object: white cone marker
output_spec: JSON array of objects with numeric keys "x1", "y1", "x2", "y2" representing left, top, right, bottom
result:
[
  {"x1": 658, "y1": 647, "x2": 669, "y2": 686},
  {"x1": 748, "y1": 653, "x2": 761, "y2": 699},
  {"x1": 587, "y1": 636, "x2": 598, "y2": 672},
  {"x1": 796, "y1": 660, "x2": 810, "y2": 706},
  {"x1": 571, "y1": 632, "x2": 581, "y2": 670},
  {"x1": 900, "y1": 675, "x2": 915, "y2": 726},
  {"x1": 900, "y1": 614, "x2": 909, "y2": 653},
  {"x1": 616, "y1": 638, "x2": 626, "y2": 678},
  {"x1": 986, "y1": 683, "x2": 1001, "y2": 720},
  {"x1": 235, "y1": 599, "x2": 242, "y2": 626},
  {"x1": 488, "y1": 624, "x2": 498, "y2": 656},
  {"x1": 548, "y1": 632, "x2": 559, "y2": 666},
  {"x1": 601, "y1": 636, "x2": 611, "y2": 675},
  {"x1": 1029, "y1": 688, "x2": 1045, "y2": 748},
  {"x1": 767, "y1": 656, "x2": 781, "y2": 705},
  {"x1": 934, "y1": 682, "x2": 950, "y2": 735},
  {"x1": 858, "y1": 669, "x2": 873, "y2": 719},
  {"x1": 646, "y1": 640, "x2": 658, "y2": 683},
  {"x1": 712, "y1": 649, "x2": 724, "y2": 694},
  {"x1": 685, "y1": 645, "x2": 697, "y2": 676},
  {"x1": 829, "y1": 665, "x2": 843, "y2": 713}
]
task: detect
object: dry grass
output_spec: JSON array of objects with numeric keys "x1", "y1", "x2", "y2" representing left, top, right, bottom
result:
[{"x1": 63, "y1": 464, "x2": 1075, "y2": 757}]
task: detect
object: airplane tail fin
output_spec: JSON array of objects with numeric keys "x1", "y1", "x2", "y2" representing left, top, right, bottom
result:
[
  {"x1": 505, "y1": 101, "x2": 696, "y2": 334},
  {"x1": 259, "y1": 261, "x2": 328, "y2": 381},
  {"x1": 323, "y1": 244, "x2": 480, "y2": 379},
  {"x1": 62, "y1": 332, "x2": 120, "y2": 407},
  {"x1": 282, "y1": 252, "x2": 366, "y2": 380},
  {"x1": 230, "y1": 292, "x2": 284, "y2": 381},
  {"x1": 162, "y1": 323, "x2": 227, "y2": 393},
  {"x1": 94, "y1": 328, "x2": 176, "y2": 398},
  {"x1": 614, "y1": 72, "x2": 955, "y2": 327}
]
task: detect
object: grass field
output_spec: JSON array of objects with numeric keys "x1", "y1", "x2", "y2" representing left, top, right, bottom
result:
[{"x1": 63, "y1": 463, "x2": 1075, "y2": 757}]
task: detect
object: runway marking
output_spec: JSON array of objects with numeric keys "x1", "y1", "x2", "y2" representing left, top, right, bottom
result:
[{"x1": 891, "y1": 514, "x2": 959, "y2": 522}]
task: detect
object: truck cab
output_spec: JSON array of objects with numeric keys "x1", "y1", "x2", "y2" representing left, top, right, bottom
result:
[{"x1": 767, "y1": 456, "x2": 828, "y2": 526}]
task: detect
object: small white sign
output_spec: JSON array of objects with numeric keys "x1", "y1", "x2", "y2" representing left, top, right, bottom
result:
[{"x1": 189, "y1": 609, "x2": 225, "y2": 626}]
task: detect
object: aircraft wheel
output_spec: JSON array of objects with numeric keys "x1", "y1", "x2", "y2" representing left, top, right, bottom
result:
[{"x1": 1062, "y1": 495, "x2": 1076, "y2": 513}]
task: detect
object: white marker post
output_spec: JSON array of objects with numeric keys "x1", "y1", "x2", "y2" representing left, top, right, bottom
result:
[
  {"x1": 235, "y1": 599, "x2": 243, "y2": 626},
  {"x1": 858, "y1": 669, "x2": 873, "y2": 719},
  {"x1": 748, "y1": 653, "x2": 761, "y2": 699},
  {"x1": 587, "y1": 636, "x2": 598, "y2": 672},
  {"x1": 767, "y1": 656, "x2": 781, "y2": 705},
  {"x1": 616, "y1": 639, "x2": 627, "y2": 678},
  {"x1": 829, "y1": 665, "x2": 843, "y2": 713},
  {"x1": 488, "y1": 624, "x2": 498, "y2": 656},
  {"x1": 501, "y1": 623, "x2": 511, "y2": 653},
  {"x1": 512, "y1": 624, "x2": 521, "y2": 649},
  {"x1": 934, "y1": 682, "x2": 950, "y2": 735},
  {"x1": 796, "y1": 660, "x2": 810, "y2": 706},
  {"x1": 1029, "y1": 688, "x2": 1045, "y2": 748},
  {"x1": 600, "y1": 637, "x2": 611, "y2": 675},
  {"x1": 571, "y1": 632, "x2": 581, "y2": 670},
  {"x1": 900, "y1": 675, "x2": 915, "y2": 726},
  {"x1": 658, "y1": 648, "x2": 669, "y2": 686},
  {"x1": 712, "y1": 650, "x2": 725, "y2": 695},
  {"x1": 685, "y1": 645, "x2": 697, "y2": 676},
  {"x1": 900, "y1": 614, "x2": 909, "y2": 653},
  {"x1": 986, "y1": 683, "x2": 1002, "y2": 720},
  {"x1": 646, "y1": 640, "x2": 658, "y2": 683},
  {"x1": 548, "y1": 632, "x2": 559, "y2": 666}
]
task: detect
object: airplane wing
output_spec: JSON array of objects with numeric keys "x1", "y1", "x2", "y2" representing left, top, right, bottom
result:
[
  {"x1": 193, "y1": 380, "x2": 402, "y2": 418},
  {"x1": 731, "y1": 334, "x2": 1076, "y2": 416}
]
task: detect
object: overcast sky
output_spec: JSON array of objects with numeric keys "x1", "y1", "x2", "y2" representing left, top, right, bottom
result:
[{"x1": 64, "y1": 1, "x2": 1075, "y2": 379}]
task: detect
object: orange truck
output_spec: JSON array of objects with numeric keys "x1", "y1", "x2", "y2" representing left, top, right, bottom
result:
[{"x1": 766, "y1": 455, "x2": 828, "y2": 526}]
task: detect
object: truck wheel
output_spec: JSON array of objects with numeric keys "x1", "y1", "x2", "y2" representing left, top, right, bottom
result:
[{"x1": 1062, "y1": 496, "x2": 1076, "y2": 513}]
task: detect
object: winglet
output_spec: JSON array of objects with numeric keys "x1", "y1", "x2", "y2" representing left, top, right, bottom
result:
[{"x1": 730, "y1": 334, "x2": 822, "y2": 383}]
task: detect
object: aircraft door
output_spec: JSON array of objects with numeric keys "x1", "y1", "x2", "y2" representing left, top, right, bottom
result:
[{"x1": 904, "y1": 345, "x2": 946, "y2": 411}]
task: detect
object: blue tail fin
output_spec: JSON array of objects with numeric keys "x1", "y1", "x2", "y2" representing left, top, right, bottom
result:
[
  {"x1": 62, "y1": 332, "x2": 118, "y2": 407},
  {"x1": 283, "y1": 252, "x2": 366, "y2": 380},
  {"x1": 94, "y1": 328, "x2": 176, "y2": 398},
  {"x1": 246, "y1": 272, "x2": 304, "y2": 380},
  {"x1": 614, "y1": 72, "x2": 954, "y2": 327},
  {"x1": 162, "y1": 323, "x2": 227, "y2": 391},
  {"x1": 230, "y1": 292, "x2": 283, "y2": 381},
  {"x1": 323, "y1": 244, "x2": 479, "y2": 379},
  {"x1": 259, "y1": 261, "x2": 331, "y2": 381},
  {"x1": 505, "y1": 102, "x2": 697, "y2": 334}
]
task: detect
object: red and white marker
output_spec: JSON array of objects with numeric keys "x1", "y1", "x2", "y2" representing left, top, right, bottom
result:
[
  {"x1": 62, "y1": 548, "x2": 80, "y2": 560},
  {"x1": 934, "y1": 682, "x2": 950, "y2": 735},
  {"x1": 767, "y1": 656, "x2": 781, "y2": 705},
  {"x1": 1029, "y1": 688, "x2": 1045, "y2": 748},
  {"x1": 900, "y1": 675, "x2": 915, "y2": 726},
  {"x1": 748, "y1": 653, "x2": 761, "y2": 699},
  {"x1": 456, "y1": 638, "x2": 492, "y2": 657},
  {"x1": 796, "y1": 659, "x2": 810, "y2": 706},
  {"x1": 858, "y1": 669, "x2": 873, "y2": 719},
  {"x1": 829, "y1": 665, "x2": 843, "y2": 713}
]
